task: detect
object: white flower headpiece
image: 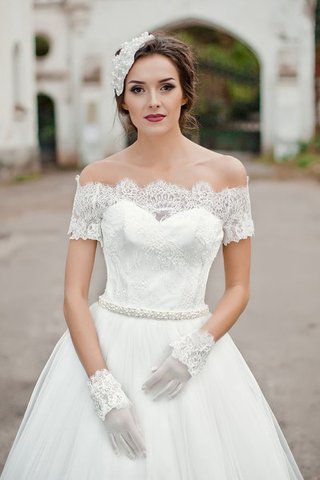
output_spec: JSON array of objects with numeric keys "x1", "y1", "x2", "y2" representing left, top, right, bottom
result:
[{"x1": 111, "y1": 31, "x2": 155, "y2": 96}]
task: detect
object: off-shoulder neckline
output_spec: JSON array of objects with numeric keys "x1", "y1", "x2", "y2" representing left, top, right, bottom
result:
[{"x1": 74, "y1": 174, "x2": 250, "y2": 195}]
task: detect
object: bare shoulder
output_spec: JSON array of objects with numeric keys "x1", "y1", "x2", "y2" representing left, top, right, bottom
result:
[
  {"x1": 218, "y1": 154, "x2": 248, "y2": 187},
  {"x1": 204, "y1": 152, "x2": 248, "y2": 190},
  {"x1": 78, "y1": 152, "x2": 127, "y2": 186},
  {"x1": 187, "y1": 142, "x2": 248, "y2": 189}
]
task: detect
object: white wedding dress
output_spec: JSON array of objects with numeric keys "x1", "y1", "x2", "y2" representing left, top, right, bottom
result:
[{"x1": 0, "y1": 174, "x2": 304, "y2": 480}]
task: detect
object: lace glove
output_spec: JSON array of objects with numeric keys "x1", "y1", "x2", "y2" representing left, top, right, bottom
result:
[
  {"x1": 141, "y1": 329, "x2": 215, "y2": 401},
  {"x1": 88, "y1": 369, "x2": 146, "y2": 459}
]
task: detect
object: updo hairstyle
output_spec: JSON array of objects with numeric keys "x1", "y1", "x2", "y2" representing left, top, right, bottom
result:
[{"x1": 114, "y1": 32, "x2": 199, "y2": 135}]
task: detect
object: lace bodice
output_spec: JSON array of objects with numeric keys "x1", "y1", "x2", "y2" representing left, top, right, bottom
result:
[{"x1": 67, "y1": 175, "x2": 254, "y2": 310}]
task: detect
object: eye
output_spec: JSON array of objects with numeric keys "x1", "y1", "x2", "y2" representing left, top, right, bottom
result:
[
  {"x1": 130, "y1": 86, "x2": 144, "y2": 94},
  {"x1": 161, "y1": 83, "x2": 175, "y2": 91}
]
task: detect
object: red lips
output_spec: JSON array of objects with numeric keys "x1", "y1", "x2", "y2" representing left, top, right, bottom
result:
[{"x1": 144, "y1": 114, "x2": 166, "y2": 122}]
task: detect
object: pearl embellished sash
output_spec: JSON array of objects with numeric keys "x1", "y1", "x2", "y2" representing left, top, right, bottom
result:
[{"x1": 98, "y1": 295, "x2": 210, "y2": 320}]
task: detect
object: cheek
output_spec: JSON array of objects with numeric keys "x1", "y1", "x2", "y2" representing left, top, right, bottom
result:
[
  {"x1": 124, "y1": 100, "x2": 140, "y2": 118},
  {"x1": 171, "y1": 90, "x2": 185, "y2": 109}
]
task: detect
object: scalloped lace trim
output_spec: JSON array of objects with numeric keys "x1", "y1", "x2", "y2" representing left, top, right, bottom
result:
[
  {"x1": 67, "y1": 174, "x2": 255, "y2": 246},
  {"x1": 169, "y1": 329, "x2": 216, "y2": 376}
]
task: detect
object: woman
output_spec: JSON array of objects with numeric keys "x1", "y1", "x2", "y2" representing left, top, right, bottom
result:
[{"x1": 1, "y1": 31, "x2": 304, "y2": 479}]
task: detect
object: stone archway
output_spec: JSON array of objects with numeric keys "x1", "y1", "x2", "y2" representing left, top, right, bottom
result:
[
  {"x1": 167, "y1": 24, "x2": 261, "y2": 153},
  {"x1": 35, "y1": 0, "x2": 314, "y2": 162},
  {"x1": 98, "y1": 1, "x2": 313, "y2": 159}
]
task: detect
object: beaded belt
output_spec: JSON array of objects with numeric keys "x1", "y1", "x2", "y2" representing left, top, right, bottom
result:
[{"x1": 98, "y1": 295, "x2": 210, "y2": 320}]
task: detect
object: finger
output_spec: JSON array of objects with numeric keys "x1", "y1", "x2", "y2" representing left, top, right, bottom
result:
[
  {"x1": 150, "y1": 345, "x2": 172, "y2": 372},
  {"x1": 169, "y1": 382, "x2": 184, "y2": 399},
  {"x1": 165, "y1": 380, "x2": 181, "y2": 397},
  {"x1": 152, "y1": 379, "x2": 177, "y2": 401},
  {"x1": 146, "y1": 377, "x2": 169, "y2": 397},
  {"x1": 126, "y1": 431, "x2": 146, "y2": 458},
  {"x1": 109, "y1": 433, "x2": 120, "y2": 456},
  {"x1": 119, "y1": 433, "x2": 137, "y2": 459},
  {"x1": 130, "y1": 408, "x2": 146, "y2": 443},
  {"x1": 121, "y1": 431, "x2": 139, "y2": 457},
  {"x1": 128, "y1": 425, "x2": 146, "y2": 456},
  {"x1": 142, "y1": 371, "x2": 163, "y2": 391}
]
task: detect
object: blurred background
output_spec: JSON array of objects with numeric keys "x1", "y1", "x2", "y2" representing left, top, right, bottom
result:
[
  {"x1": 0, "y1": 0, "x2": 320, "y2": 478},
  {"x1": 0, "y1": 0, "x2": 319, "y2": 178}
]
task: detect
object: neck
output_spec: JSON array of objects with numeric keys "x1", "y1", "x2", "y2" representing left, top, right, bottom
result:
[{"x1": 129, "y1": 126, "x2": 191, "y2": 170}]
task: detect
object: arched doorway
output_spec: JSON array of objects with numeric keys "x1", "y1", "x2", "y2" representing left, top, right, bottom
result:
[
  {"x1": 37, "y1": 93, "x2": 57, "y2": 165},
  {"x1": 170, "y1": 25, "x2": 260, "y2": 153}
]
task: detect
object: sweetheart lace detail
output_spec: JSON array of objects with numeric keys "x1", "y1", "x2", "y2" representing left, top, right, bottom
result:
[{"x1": 67, "y1": 174, "x2": 255, "y2": 247}]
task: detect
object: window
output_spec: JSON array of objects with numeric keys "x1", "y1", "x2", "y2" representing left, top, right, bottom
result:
[{"x1": 35, "y1": 34, "x2": 50, "y2": 58}]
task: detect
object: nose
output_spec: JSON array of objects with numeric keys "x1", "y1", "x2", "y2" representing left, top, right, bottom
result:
[{"x1": 148, "y1": 89, "x2": 160, "y2": 108}]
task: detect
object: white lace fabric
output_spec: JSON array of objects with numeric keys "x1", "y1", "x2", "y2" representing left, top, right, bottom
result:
[
  {"x1": 67, "y1": 174, "x2": 255, "y2": 311},
  {"x1": 169, "y1": 329, "x2": 216, "y2": 377},
  {"x1": 67, "y1": 174, "x2": 255, "y2": 248},
  {"x1": 87, "y1": 369, "x2": 131, "y2": 421}
]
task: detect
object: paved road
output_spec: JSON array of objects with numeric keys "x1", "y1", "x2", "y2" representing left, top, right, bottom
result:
[{"x1": 0, "y1": 166, "x2": 319, "y2": 478}]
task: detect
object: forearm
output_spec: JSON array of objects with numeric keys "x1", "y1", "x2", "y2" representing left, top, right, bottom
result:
[
  {"x1": 63, "y1": 296, "x2": 107, "y2": 377},
  {"x1": 200, "y1": 285, "x2": 250, "y2": 341}
]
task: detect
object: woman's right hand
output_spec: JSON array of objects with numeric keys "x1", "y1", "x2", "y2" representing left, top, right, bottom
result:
[
  {"x1": 87, "y1": 368, "x2": 146, "y2": 460},
  {"x1": 104, "y1": 404, "x2": 146, "y2": 459}
]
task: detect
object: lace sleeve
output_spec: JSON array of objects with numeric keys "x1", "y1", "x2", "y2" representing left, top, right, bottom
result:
[
  {"x1": 222, "y1": 177, "x2": 255, "y2": 246},
  {"x1": 67, "y1": 174, "x2": 103, "y2": 247}
]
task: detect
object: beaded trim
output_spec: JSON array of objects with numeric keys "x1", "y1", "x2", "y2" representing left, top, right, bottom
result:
[{"x1": 98, "y1": 295, "x2": 210, "y2": 320}]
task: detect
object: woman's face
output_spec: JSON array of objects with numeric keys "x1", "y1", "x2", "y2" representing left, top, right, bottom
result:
[{"x1": 122, "y1": 53, "x2": 187, "y2": 136}]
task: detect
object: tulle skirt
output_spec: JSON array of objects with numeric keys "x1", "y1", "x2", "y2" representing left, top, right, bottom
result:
[{"x1": 1, "y1": 301, "x2": 304, "y2": 479}]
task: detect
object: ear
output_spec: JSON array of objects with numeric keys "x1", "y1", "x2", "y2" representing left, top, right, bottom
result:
[
  {"x1": 122, "y1": 103, "x2": 128, "y2": 111},
  {"x1": 181, "y1": 98, "x2": 187, "y2": 107}
]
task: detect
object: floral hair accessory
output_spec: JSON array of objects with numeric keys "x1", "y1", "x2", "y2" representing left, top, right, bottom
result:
[{"x1": 111, "y1": 31, "x2": 155, "y2": 96}]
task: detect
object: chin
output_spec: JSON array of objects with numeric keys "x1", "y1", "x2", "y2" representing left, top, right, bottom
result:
[{"x1": 138, "y1": 124, "x2": 171, "y2": 136}]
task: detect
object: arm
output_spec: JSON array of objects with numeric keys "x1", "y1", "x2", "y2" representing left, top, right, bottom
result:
[
  {"x1": 142, "y1": 160, "x2": 254, "y2": 400},
  {"x1": 64, "y1": 165, "x2": 107, "y2": 377},
  {"x1": 63, "y1": 237, "x2": 107, "y2": 377},
  {"x1": 199, "y1": 236, "x2": 251, "y2": 340},
  {"x1": 199, "y1": 158, "x2": 253, "y2": 339},
  {"x1": 65, "y1": 169, "x2": 146, "y2": 459},
  {"x1": 141, "y1": 239, "x2": 252, "y2": 401}
]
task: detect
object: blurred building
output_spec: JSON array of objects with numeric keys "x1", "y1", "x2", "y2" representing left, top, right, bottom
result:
[
  {"x1": 0, "y1": 0, "x2": 317, "y2": 180},
  {"x1": 0, "y1": 0, "x2": 39, "y2": 181}
]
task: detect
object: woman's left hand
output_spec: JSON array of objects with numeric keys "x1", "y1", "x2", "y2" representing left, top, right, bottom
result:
[
  {"x1": 141, "y1": 328, "x2": 215, "y2": 401},
  {"x1": 141, "y1": 345, "x2": 191, "y2": 401}
]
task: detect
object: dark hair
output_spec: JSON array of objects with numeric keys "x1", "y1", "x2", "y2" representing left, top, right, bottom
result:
[{"x1": 114, "y1": 31, "x2": 199, "y2": 135}]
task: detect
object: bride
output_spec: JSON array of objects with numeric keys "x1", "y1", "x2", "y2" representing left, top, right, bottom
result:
[{"x1": 1, "y1": 31, "x2": 304, "y2": 479}]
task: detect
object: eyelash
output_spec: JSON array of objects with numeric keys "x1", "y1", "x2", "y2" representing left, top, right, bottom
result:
[{"x1": 130, "y1": 83, "x2": 175, "y2": 94}]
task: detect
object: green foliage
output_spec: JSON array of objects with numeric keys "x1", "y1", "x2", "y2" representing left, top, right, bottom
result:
[
  {"x1": 170, "y1": 25, "x2": 260, "y2": 151},
  {"x1": 227, "y1": 81, "x2": 258, "y2": 103},
  {"x1": 297, "y1": 154, "x2": 317, "y2": 168},
  {"x1": 311, "y1": 132, "x2": 320, "y2": 151},
  {"x1": 14, "y1": 173, "x2": 42, "y2": 183},
  {"x1": 256, "y1": 133, "x2": 320, "y2": 178},
  {"x1": 298, "y1": 140, "x2": 309, "y2": 154},
  {"x1": 172, "y1": 27, "x2": 259, "y2": 84}
]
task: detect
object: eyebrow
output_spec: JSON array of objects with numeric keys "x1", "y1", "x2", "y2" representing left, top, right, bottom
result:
[{"x1": 128, "y1": 77, "x2": 176, "y2": 84}]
